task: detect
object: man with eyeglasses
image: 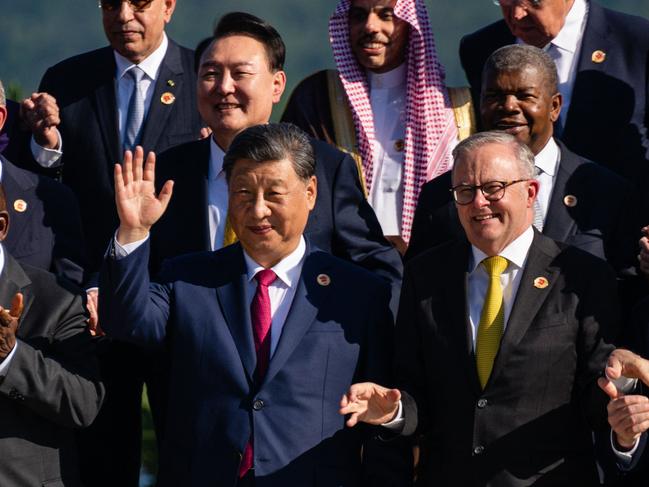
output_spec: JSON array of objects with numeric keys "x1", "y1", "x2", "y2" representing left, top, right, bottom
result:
[
  {"x1": 459, "y1": 0, "x2": 649, "y2": 193},
  {"x1": 21, "y1": 1, "x2": 204, "y2": 486},
  {"x1": 339, "y1": 130, "x2": 619, "y2": 486}
]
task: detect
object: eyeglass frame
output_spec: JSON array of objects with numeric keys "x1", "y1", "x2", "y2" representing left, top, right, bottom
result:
[
  {"x1": 492, "y1": 0, "x2": 542, "y2": 9},
  {"x1": 98, "y1": 0, "x2": 155, "y2": 13},
  {"x1": 450, "y1": 179, "x2": 531, "y2": 205}
]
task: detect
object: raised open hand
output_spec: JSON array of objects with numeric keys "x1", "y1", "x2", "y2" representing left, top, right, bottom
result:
[{"x1": 114, "y1": 146, "x2": 173, "y2": 245}]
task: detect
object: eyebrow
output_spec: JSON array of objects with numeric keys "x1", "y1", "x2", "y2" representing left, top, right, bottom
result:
[{"x1": 199, "y1": 60, "x2": 256, "y2": 70}]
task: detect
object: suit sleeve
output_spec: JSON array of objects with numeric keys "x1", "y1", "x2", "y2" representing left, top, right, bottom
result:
[
  {"x1": 0, "y1": 291, "x2": 103, "y2": 429},
  {"x1": 329, "y1": 152, "x2": 404, "y2": 316},
  {"x1": 99, "y1": 239, "x2": 172, "y2": 348}
]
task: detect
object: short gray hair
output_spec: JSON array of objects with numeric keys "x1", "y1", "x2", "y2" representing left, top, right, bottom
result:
[
  {"x1": 223, "y1": 123, "x2": 315, "y2": 182},
  {"x1": 452, "y1": 131, "x2": 536, "y2": 179},
  {"x1": 0, "y1": 80, "x2": 5, "y2": 107},
  {"x1": 483, "y1": 44, "x2": 558, "y2": 95}
]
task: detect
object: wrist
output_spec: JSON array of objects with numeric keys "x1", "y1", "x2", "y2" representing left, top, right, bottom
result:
[
  {"x1": 117, "y1": 226, "x2": 150, "y2": 246},
  {"x1": 614, "y1": 433, "x2": 637, "y2": 451},
  {"x1": 34, "y1": 130, "x2": 59, "y2": 150}
]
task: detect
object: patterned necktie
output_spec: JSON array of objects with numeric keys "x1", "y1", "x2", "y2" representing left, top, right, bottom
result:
[
  {"x1": 476, "y1": 256, "x2": 509, "y2": 389},
  {"x1": 124, "y1": 66, "x2": 145, "y2": 152},
  {"x1": 533, "y1": 195, "x2": 544, "y2": 232},
  {"x1": 239, "y1": 269, "x2": 277, "y2": 479},
  {"x1": 547, "y1": 42, "x2": 568, "y2": 136}
]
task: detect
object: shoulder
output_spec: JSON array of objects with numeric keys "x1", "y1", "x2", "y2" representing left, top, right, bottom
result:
[
  {"x1": 311, "y1": 137, "x2": 346, "y2": 164},
  {"x1": 156, "y1": 138, "x2": 209, "y2": 178},
  {"x1": 289, "y1": 70, "x2": 331, "y2": 98},
  {"x1": 535, "y1": 232, "x2": 615, "y2": 277},
  {"x1": 559, "y1": 145, "x2": 630, "y2": 192},
  {"x1": 419, "y1": 171, "x2": 453, "y2": 205},
  {"x1": 44, "y1": 46, "x2": 113, "y2": 77},
  {"x1": 460, "y1": 20, "x2": 511, "y2": 52},
  {"x1": 595, "y1": 3, "x2": 649, "y2": 33},
  {"x1": 19, "y1": 259, "x2": 83, "y2": 302}
]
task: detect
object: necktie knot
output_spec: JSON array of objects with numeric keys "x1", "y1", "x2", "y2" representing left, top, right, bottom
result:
[
  {"x1": 125, "y1": 65, "x2": 144, "y2": 83},
  {"x1": 255, "y1": 269, "x2": 277, "y2": 287},
  {"x1": 481, "y1": 255, "x2": 508, "y2": 278}
]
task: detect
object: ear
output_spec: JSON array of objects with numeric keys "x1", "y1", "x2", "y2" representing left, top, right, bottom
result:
[
  {"x1": 272, "y1": 70, "x2": 287, "y2": 104},
  {"x1": 550, "y1": 92, "x2": 562, "y2": 123},
  {"x1": 0, "y1": 105, "x2": 7, "y2": 133},
  {"x1": 305, "y1": 175, "x2": 317, "y2": 210},
  {"x1": 527, "y1": 179, "x2": 540, "y2": 207},
  {"x1": 163, "y1": 0, "x2": 176, "y2": 23},
  {"x1": 0, "y1": 210, "x2": 10, "y2": 242}
]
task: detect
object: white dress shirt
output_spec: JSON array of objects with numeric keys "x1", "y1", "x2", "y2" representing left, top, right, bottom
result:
[
  {"x1": 367, "y1": 63, "x2": 407, "y2": 236},
  {"x1": 33, "y1": 33, "x2": 170, "y2": 168},
  {"x1": 207, "y1": 139, "x2": 229, "y2": 251},
  {"x1": 533, "y1": 137, "x2": 560, "y2": 226}
]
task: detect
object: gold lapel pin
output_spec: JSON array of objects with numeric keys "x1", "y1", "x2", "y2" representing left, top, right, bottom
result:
[
  {"x1": 316, "y1": 274, "x2": 331, "y2": 286},
  {"x1": 166, "y1": 79, "x2": 175, "y2": 87},
  {"x1": 13, "y1": 199, "x2": 27, "y2": 213},
  {"x1": 591, "y1": 50, "x2": 606, "y2": 63},
  {"x1": 563, "y1": 194, "x2": 578, "y2": 207},
  {"x1": 393, "y1": 139, "x2": 405, "y2": 152},
  {"x1": 533, "y1": 276, "x2": 549, "y2": 289},
  {"x1": 161, "y1": 92, "x2": 176, "y2": 105}
]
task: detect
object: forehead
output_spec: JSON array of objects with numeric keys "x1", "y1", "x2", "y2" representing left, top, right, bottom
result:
[
  {"x1": 484, "y1": 65, "x2": 545, "y2": 89},
  {"x1": 351, "y1": 0, "x2": 398, "y2": 11},
  {"x1": 202, "y1": 35, "x2": 269, "y2": 67},
  {"x1": 453, "y1": 143, "x2": 521, "y2": 182},
  {"x1": 230, "y1": 158, "x2": 298, "y2": 182}
]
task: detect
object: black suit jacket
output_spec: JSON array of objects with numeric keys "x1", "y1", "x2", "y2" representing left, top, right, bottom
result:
[
  {"x1": 396, "y1": 231, "x2": 617, "y2": 486},
  {"x1": 37, "y1": 39, "x2": 203, "y2": 276},
  {"x1": 0, "y1": 253, "x2": 103, "y2": 486},
  {"x1": 2, "y1": 155, "x2": 87, "y2": 285},
  {"x1": 152, "y1": 137, "x2": 403, "y2": 312},
  {"x1": 459, "y1": 1, "x2": 649, "y2": 186},
  {"x1": 406, "y1": 141, "x2": 640, "y2": 281}
]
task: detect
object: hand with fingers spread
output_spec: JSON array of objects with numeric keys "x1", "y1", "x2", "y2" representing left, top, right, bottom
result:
[
  {"x1": 0, "y1": 293, "x2": 24, "y2": 360},
  {"x1": 20, "y1": 92, "x2": 61, "y2": 150},
  {"x1": 114, "y1": 146, "x2": 173, "y2": 245},
  {"x1": 339, "y1": 382, "x2": 401, "y2": 427}
]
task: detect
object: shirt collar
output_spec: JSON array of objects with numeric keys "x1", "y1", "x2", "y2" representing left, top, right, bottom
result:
[
  {"x1": 534, "y1": 137, "x2": 560, "y2": 177},
  {"x1": 208, "y1": 137, "x2": 225, "y2": 181},
  {"x1": 114, "y1": 32, "x2": 169, "y2": 81},
  {"x1": 547, "y1": 0, "x2": 588, "y2": 53},
  {"x1": 469, "y1": 226, "x2": 534, "y2": 274},
  {"x1": 244, "y1": 236, "x2": 306, "y2": 288},
  {"x1": 367, "y1": 62, "x2": 407, "y2": 90}
]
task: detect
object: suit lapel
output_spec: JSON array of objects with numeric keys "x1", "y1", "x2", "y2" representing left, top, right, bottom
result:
[
  {"x1": 263, "y1": 247, "x2": 326, "y2": 387},
  {"x1": 1, "y1": 158, "x2": 35, "y2": 250},
  {"x1": 140, "y1": 41, "x2": 185, "y2": 151},
  {"x1": 214, "y1": 246, "x2": 256, "y2": 383},
  {"x1": 542, "y1": 142, "x2": 577, "y2": 242},
  {"x1": 562, "y1": 2, "x2": 609, "y2": 137},
  {"x1": 488, "y1": 232, "x2": 561, "y2": 386},
  {"x1": 91, "y1": 49, "x2": 120, "y2": 166}
]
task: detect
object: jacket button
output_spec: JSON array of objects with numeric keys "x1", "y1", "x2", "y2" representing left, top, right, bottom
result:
[
  {"x1": 477, "y1": 399, "x2": 488, "y2": 408},
  {"x1": 252, "y1": 399, "x2": 265, "y2": 411},
  {"x1": 473, "y1": 445, "x2": 485, "y2": 455}
]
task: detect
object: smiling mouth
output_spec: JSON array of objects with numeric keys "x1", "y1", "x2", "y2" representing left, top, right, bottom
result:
[
  {"x1": 216, "y1": 103, "x2": 242, "y2": 111},
  {"x1": 249, "y1": 225, "x2": 272, "y2": 235},
  {"x1": 473, "y1": 214, "x2": 500, "y2": 222}
]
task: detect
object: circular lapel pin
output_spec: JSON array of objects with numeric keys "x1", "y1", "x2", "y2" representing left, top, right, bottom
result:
[
  {"x1": 161, "y1": 92, "x2": 175, "y2": 105},
  {"x1": 166, "y1": 79, "x2": 175, "y2": 87},
  {"x1": 13, "y1": 199, "x2": 27, "y2": 213},
  {"x1": 563, "y1": 194, "x2": 578, "y2": 207},
  {"x1": 533, "y1": 276, "x2": 549, "y2": 289},
  {"x1": 393, "y1": 139, "x2": 405, "y2": 152},
  {"x1": 316, "y1": 274, "x2": 331, "y2": 286},
  {"x1": 591, "y1": 50, "x2": 606, "y2": 63}
]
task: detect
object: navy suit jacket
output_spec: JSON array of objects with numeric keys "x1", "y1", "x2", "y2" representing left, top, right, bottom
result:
[
  {"x1": 459, "y1": 1, "x2": 649, "y2": 186},
  {"x1": 152, "y1": 137, "x2": 403, "y2": 312},
  {"x1": 36, "y1": 39, "x2": 203, "y2": 276},
  {"x1": 100, "y1": 240, "x2": 394, "y2": 486},
  {"x1": 2, "y1": 155, "x2": 86, "y2": 285},
  {"x1": 406, "y1": 140, "x2": 640, "y2": 279}
]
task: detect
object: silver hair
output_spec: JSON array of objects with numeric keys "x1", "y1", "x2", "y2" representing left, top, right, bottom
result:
[
  {"x1": 452, "y1": 131, "x2": 536, "y2": 179},
  {"x1": 483, "y1": 44, "x2": 559, "y2": 95}
]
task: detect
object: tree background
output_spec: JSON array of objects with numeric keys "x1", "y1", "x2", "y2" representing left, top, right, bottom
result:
[{"x1": 2, "y1": 0, "x2": 647, "y2": 114}]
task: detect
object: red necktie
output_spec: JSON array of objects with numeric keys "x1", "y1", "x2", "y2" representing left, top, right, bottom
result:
[{"x1": 239, "y1": 269, "x2": 277, "y2": 478}]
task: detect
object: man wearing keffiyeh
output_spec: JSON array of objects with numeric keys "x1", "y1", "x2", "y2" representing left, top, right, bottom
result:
[{"x1": 282, "y1": 0, "x2": 475, "y2": 253}]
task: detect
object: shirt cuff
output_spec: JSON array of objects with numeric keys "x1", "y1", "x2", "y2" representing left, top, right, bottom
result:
[
  {"x1": 0, "y1": 341, "x2": 19, "y2": 376},
  {"x1": 113, "y1": 232, "x2": 149, "y2": 259},
  {"x1": 611, "y1": 429, "x2": 645, "y2": 470},
  {"x1": 30, "y1": 130, "x2": 63, "y2": 167},
  {"x1": 382, "y1": 400, "x2": 404, "y2": 431}
]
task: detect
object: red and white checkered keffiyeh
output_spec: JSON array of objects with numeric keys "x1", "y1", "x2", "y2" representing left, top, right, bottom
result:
[{"x1": 329, "y1": 0, "x2": 458, "y2": 241}]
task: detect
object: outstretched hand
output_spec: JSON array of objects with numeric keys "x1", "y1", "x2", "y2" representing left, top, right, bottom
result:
[
  {"x1": 339, "y1": 382, "x2": 401, "y2": 427},
  {"x1": 114, "y1": 146, "x2": 173, "y2": 245},
  {"x1": 598, "y1": 349, "x2": 649, "y2": 399},
  {"x1": 0, "y1": 293, "x2": 23, "y2": 360}
]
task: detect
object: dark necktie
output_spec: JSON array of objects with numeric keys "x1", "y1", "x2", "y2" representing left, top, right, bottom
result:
[{"x1": 239, "y1": 269, "x2": 277, "y2": 478}]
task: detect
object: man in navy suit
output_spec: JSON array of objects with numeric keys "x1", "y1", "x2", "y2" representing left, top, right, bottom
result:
[
  {"x1": 459, "y1": 0, "x2": 649, "y2": 189},
  {"x1": 100, "y1": 123, "x2": 401, "y2": 486},
  {"x1": 22, "y1": 1, "x2": 204, "y2": 484},
  {"x1": 407, "y1": 45, "x2": 641, "y2": 305}
]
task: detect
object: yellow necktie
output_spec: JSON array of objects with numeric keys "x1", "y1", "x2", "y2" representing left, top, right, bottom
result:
[
  {"x1": 476, "y1": 255, "x2": 509, "y2": 389},
  {"x1": 222, "y1": 216, "x2": 238, "y2": 247}
]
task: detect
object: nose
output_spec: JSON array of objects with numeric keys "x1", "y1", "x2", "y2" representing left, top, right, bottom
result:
[
  {"x1": 216, "y1": 71, "x2": 235, "y2": 96},
  {"x1": 251, "y1": 193, "x2": 272, "y2": 220},
  {"x1": 471, "y1": 186, "x2": 490, "y2": 209},
  {"x1": 512, "y1": 4, "x2": 528, "y2": 20},
  {"x1": 501, "y1": 94, "x2": 520, "y2": 112},
  {"x1": 117, "y1": 0, "x2": 135, "y2": 22},
  {"x1": 364, "y1": 12, "x2": 380, "y2": 34}
]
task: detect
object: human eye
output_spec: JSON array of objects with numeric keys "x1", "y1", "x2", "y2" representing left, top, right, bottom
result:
[
  {"x1": 379, "y1": 8, "x2": 395, "y2": 20},
  {"x1": 349, "y1": 7, "x2": 368, "y2": 23},
  {"x1": 482, "y1": 182, "x2": 505, "y2": 195}
]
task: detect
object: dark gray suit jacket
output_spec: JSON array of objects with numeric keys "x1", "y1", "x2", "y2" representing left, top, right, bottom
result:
[
  {"x1": 0, "y1": 253, "x2": 103, "y2": 486},
  {"x1": 396, "y1": 231, "x2": 617, "y2": 486}
]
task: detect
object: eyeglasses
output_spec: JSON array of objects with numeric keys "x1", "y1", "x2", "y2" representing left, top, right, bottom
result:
[
  {"x1": 98, "y1": 0, "x2": 155, "y2": 12},
  {"x1": 450, "y1": 179, "x2": 530, "y2": 205},
  {"x1": 492, "y1": 0, "x2": 542, "y2": 9}
]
